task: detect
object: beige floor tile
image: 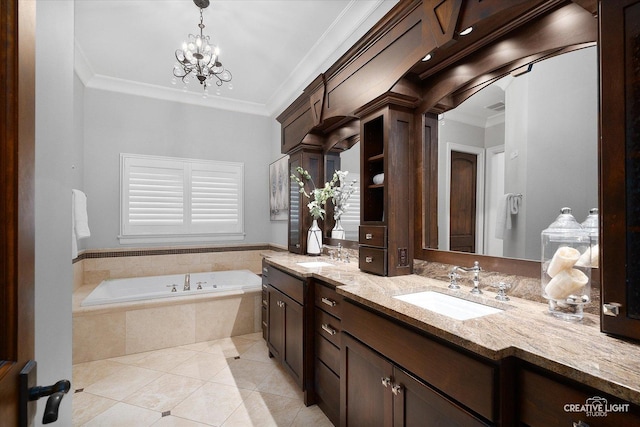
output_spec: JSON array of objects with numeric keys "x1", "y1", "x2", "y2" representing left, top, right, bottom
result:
[
  {"x1": 291, "y1": 404, "x2": 335, "y2": 427},
  {"x1": 210, "y1": 358, "x2": 276, "y2": 390},
  {"x1": 221, "y1": 391, "x2": 303, "y2": 427},
  {"x1": 255, "y1": 366, "x2": 303, "y2": 400},
  {"x1": 111, "y1": 347, "x2": 201, "y2": 373},
  {"x1": 123, "y1": 373, "x2": 205, "y2": 412},
  {"x1": 151, "y1": 415, "x2": 211, "y2": 426},
  {"x1": 239, "y1": 340, "x2": 278, "y2": 365},
  {"x1": 170, "y1": 352, "x2": 230, "y2": 381},
  {"x1": 184, "y1": 336, "x2": 256, "y2": 358},
  {"x1": 83, "y1": 365, "x2": 163, "y2": 400},
  {"x1": 241, "y1": 332, "x2": 264, "y2": 341},
  {"x1": 171, "y1": 382, "x2": 252, "y2": 426},
  {"x1": 72, "y1": 391, "x2": 117, "y2": 426},
  {"x1": 72, "y1": 359, "x2": 127, "y2": 390},
  {"x1": 83, "y1": 401, "x2": 161, "y2": 427}
]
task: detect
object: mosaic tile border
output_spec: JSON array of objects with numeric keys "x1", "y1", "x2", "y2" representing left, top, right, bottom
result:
[{"x1": 73, "y1": 244, "x2": 286, "y2": 263}]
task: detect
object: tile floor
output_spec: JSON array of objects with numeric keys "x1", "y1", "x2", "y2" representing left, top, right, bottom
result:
[{"x1": 72, "y1": 332, "x2": 334, "y2": 426}]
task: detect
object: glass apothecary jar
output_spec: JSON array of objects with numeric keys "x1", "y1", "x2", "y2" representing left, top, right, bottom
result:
[
  {"x1": 581, "y1": 208, "x2": 599, "y2": 268},
  {"x1": 541, "y1": 207, "x2": 591, "y2": 321}
]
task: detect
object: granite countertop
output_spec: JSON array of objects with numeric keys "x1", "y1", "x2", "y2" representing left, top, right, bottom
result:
[{"x1": 262, "y1": 251, "x2": 640, "y2": 406}]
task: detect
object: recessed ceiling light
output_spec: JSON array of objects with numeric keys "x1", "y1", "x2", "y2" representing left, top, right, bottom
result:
[
  {"x1": 459, "y1": 27, "x2": 473, "y2": 36},
  {"x1": 422, "y1": 53, "x2": 432, "y2": 62}
]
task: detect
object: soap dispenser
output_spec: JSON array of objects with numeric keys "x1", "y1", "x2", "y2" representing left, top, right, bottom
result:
[
  {"x1": 580, "y1": 208, "x2": 599, "y2": 268},
  {"x1": 541, "y1": 207, "x2": 591, "y2": 321}
]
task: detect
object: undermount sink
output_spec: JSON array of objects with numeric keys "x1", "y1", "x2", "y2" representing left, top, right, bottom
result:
[
  {"x1": 393, "y1": 290, "x2": 503, "y2": 320},
  {"x1": 296, "y1": 261, "x2": 333, "y2": 268}
]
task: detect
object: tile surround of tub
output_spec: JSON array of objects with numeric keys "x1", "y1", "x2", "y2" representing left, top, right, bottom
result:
[
  {"x1": 73, "y1": 293, "x2": 260, "y2": 364},
  {"x1": 74, "y1": 248, "x2": 268, "y2": 291}
]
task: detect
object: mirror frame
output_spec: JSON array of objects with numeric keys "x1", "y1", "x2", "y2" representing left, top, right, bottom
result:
[{"x1": 413, "y1": 2, "x2": 598, "y2": 278}]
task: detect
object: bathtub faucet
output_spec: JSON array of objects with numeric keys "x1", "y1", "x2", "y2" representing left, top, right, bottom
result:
[{"x1": 184, "y1": 273, "x2": 191, "y2": 291}]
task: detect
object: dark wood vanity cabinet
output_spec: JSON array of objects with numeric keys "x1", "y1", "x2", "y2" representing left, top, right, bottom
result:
[
  {"x1": 358, "y1": 102, "x2": 413, "y2": 277},
  {"x1": 517, "y1": 364, "x2": 640, "y2": 427},
  {"x1": 263, "y1": 262, "x2": 314, "y2": 404},
  {"x1": 341, "y1": 300, "x2": 497, "y2": 426},
  {"x1": 341, "y1": 334, "x2": 489, "y2": 427},
  {"x1": 313, "y1": 280, "x2": 343, "y2": 426}
]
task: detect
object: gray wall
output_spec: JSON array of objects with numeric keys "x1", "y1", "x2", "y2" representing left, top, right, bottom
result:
[
  {"x1": 35, "y1": 1, "x2": 74, "y2": 424},
  {"x1": 82, "y1": 89, "x2": 273, "y2": 249},
  {"x1": 504, "y1": 47, "x2": 598, "y2": 260}
]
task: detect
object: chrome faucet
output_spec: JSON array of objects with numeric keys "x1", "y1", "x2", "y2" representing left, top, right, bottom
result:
[
  {"x1": 449, "y1": 261, "x2": 482, "y2": 294},
  {"x1": 184, "y1": 273, "x2": 191, "y2": 291}
]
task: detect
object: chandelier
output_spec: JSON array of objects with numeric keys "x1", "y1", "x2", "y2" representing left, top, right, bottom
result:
[{"x1": 173, "y1": 0, "x2": 232, "y2": 94}]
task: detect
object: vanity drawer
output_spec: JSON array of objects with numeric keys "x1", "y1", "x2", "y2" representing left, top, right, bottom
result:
[
  {"x1": 315, "y1": 309, "x2": 341, "y2": 348},
  {"x1": 314, "y1": 282, "x2": 342, "y2": 319},
  {"x1": 518, "y1": 366, "x2": 640, "y2": 427},
  {"x1": 265, "y1": 264, "x2": 304, "y2": 304},
  {"x1": 315, "y1": 333, "x2": 340, "y2": 375},
  {"x1": 359, "y1": 246, "x2": 387, "y2": 276},
  {"x1": 359, "y1": 225, "x2": 387, "y2": 247}
]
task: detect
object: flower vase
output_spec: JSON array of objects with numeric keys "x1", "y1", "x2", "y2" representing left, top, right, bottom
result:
[
  {"x1": 331, "y1": 218, "x2": 345, "y2": 239},
  {"x1": 307, "y1": 219, "x2": 323, "y2": 255}
]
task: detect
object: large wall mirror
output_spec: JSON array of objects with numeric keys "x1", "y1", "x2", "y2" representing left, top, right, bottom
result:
[
  {"x1": 434, "y1": 46, "x2": 598, "y2": 262},
  {"x1": 325, "y1": 141, "x2": 361, "y2": 244}
]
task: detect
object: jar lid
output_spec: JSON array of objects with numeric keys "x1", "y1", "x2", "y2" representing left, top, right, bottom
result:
[
  {"x1": 543, "y1": 207, "x2": 587, "y2": 234},
  {"x1": 581, "y1": 208, "x2": 599, "y2": 232}
]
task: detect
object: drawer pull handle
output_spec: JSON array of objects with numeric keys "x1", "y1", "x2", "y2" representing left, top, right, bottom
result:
[
  {"x1": 262, "y1": 267, "x2": 268, "y2": 274},
  {"x1": 262, "y1": 284, "x2": 267, "y2": 290},
  {"x1": 392, "y1": 384, "x2": 403, "y2": 396},
  {"x1": 321, "y1": 297, "x2": 336, "y2": 307},
  {"x1": 365, "y1": 256, "x2": 373, "y2": 263},
  {"x1": 365, "y1": 233, "x2": 373, "y2": 240},
  {"x1": 321, "y1": 323, "x2": 337, "y2": 336},
  {"x1": 262, "y1": 299, "x2": 267, "y2": 306},
  {"x1": 381, "y1": 377, "x2": 391, "y2": 388}
]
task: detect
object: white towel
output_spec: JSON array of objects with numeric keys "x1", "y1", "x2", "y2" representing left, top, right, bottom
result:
[
  {"x1": 72, "y1": 189, "x2": 90, "y2": 259},
  {"x1": 495, "y1": 193, "x2": 521, "y2": 239}
]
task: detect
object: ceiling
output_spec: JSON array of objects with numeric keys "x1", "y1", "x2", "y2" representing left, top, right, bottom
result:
[{"x1": 74, "y1": 0, "x2": 399, "y2": 117}]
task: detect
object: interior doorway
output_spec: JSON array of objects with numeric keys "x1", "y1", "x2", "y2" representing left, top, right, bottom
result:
[{"x1": 443, "y1": 142, "x2": 485, "y2": 253}]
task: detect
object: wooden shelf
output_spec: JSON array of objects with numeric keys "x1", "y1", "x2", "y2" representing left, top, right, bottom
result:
[
  {"x1": 367, "y1": 153, "x2": 384, "y2": 162},
  {"x1": 368, "y1": 184, "x2": 384, "y2": 189}
]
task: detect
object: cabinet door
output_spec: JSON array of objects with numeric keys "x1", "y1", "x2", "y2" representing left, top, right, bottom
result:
[
  {"x1": 341, "y1": 334, "x2": 393, "y2": 427},
  {"x1": 266, "y1": 285, "x2": 284, "y2": 360},
  {"x1": 600, "y1": 0, "x2": 640, "y2": 340},
  {"x1": 281, "y1": 290, "x2": 304, "y2": 387},
  {"x1": 393, "y1": 368, "x2": 488, "y2": 427}
]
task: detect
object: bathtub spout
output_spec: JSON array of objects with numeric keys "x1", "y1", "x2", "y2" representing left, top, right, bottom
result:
[{"x1": 184, "y1": 273, "x2": 191, "y2": 291}]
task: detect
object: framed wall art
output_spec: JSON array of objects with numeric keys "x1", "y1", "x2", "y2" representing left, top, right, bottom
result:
[{"x1": 269, "y1": 156, "x2": 289, "y2": 221}]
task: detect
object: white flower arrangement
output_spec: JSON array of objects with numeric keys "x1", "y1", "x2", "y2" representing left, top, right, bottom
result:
[{"x1": 290, "y1": 167, "x2": 357, "y2": 221}]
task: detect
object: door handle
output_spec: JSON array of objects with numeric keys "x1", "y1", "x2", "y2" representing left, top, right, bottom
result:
[
  {"x1": 19, "y1": 360, "x2": 71, "y2": 425},
  {"x1": 30, "y1": 379, "x2": 71, "y2": 424}
]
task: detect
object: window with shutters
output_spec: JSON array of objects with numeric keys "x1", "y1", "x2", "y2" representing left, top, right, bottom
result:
[{"x1": 119, "y1": 153, "x2": 244, "y2": 244}]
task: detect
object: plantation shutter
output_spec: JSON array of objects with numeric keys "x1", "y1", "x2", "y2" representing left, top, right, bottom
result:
[
  {"x1": 190, "y1": 161, "x2": 243, "y2": 233},
  {"x1": 120, "y1": 154, "x2": 244, "y2": 241}
]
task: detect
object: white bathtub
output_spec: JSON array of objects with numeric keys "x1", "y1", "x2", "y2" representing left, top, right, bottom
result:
[{"x1": 81, "y1": 269, "x2": 261, "y2": 307}]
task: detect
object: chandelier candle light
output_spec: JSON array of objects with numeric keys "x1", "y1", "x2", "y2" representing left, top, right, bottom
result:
[{"x1": 173, "y1": 0, "x2": 232, "y2": 96}]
